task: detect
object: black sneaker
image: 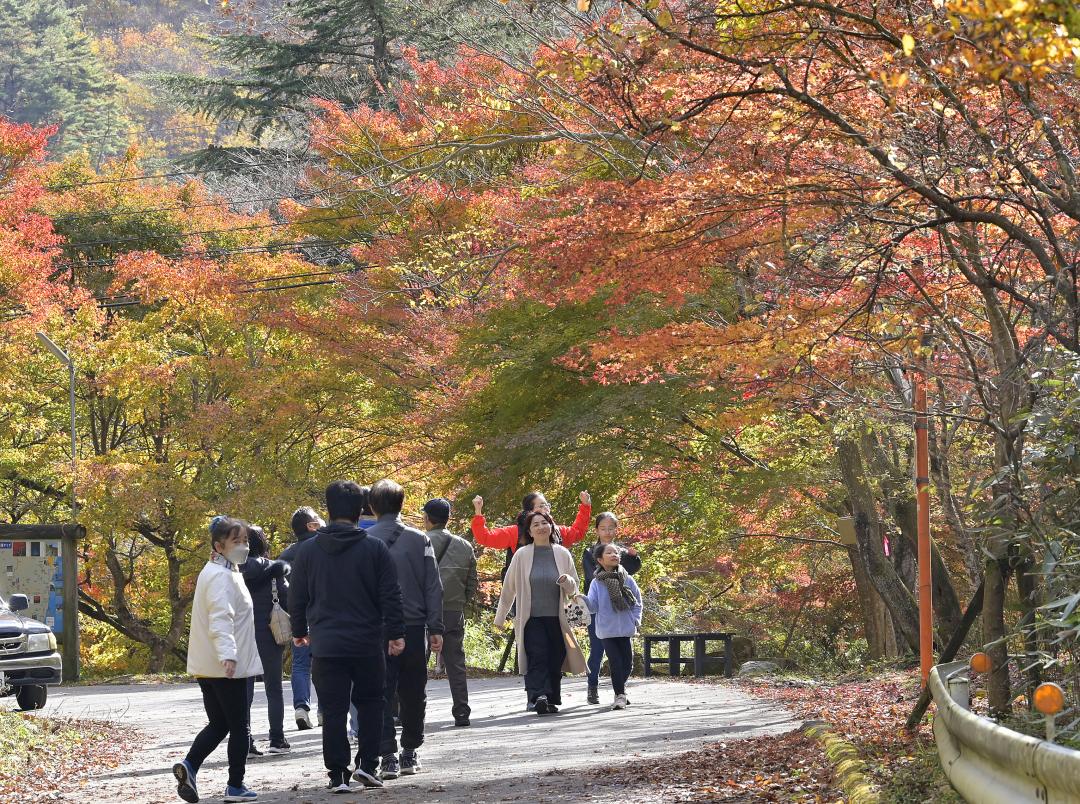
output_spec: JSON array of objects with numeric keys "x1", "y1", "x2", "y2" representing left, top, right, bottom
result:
[
  {"x1": 587, "y1": 686, "x2": 599, "y2": 704},
  {"x1": 379, "y1": 753, "x2": 400, "y2": 780},
  {"x1": 327, "y1": 772, "x2": 350, "y2": 794},
  {"x1": 266, "y1": 738, "x2": 291, "y2": 755},
  {"x1": 173, "y1": 760, "x2": 199, "y2": 803},
  {"x1": 400, "y1": 750, "x2": 420, "y2": 775},
  {"x1": 353, "y1": 767, "x2": 385, "y2": 789},
  {"x1": 454, "y1": 716, "x2": 471, "y2": 727},
  {"x1": 247, "y1": 739, "x2": 264, "y2": 758},
  {"x1": 535, "y1": 695, "x2": 550, "y2": 715}
]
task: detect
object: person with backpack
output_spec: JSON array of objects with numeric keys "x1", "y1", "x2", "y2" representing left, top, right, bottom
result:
[
  {"x1": 581, "y1": 512, "x2": 642, "y2": 705},
  {"x1": 279, "y1": 506, "x2": 325, "y2": 731},
  {"x1": 173, "y1": 517, "x2": 263, "y2": 803},
  {"x1": 288, "y1": 480, "x2": 405, "y2": 793},
  {"x1": 239, "y1": 525, "x2": 292, "y2": 757},
  {"x1": 422, "y1": 498, "x2": 478, "y2": 727},
  {"x1": 365, "y1": 479, "x2": 444, "y2": 780}
]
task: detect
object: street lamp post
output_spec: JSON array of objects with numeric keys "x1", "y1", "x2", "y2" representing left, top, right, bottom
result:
[{"x1": 35, "y1": 332, "x2": 80, "y2": 682}]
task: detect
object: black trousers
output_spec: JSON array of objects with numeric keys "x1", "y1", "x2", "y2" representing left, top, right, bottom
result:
[
  {"x1": 247, "y1": 638, "x2": 285, "y2": 743},
  {"x1": 312, "y1": 655, "x2": 386, "y2": 777},
  {"x1": 381, "y1": 624, "x2": 428, "y2": 755},
  {"x1": 523, "y1": 616, "x2": 565, "y2": 706},
  {"x1": 187, "y1": 677, "x2": 250, "y2": 789},
  {"x1": 603, "y1": 636, "x2": 633, "y2": 696}
]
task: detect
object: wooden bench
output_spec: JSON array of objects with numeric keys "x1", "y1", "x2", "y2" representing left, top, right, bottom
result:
[{"x1": 642, "y1": 632, "x2": 735, "y2": 678}]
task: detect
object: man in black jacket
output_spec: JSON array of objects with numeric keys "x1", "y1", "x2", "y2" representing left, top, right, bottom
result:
[
  {"x1": 290, "y1": 481, "x2": 405, "y2": 793},
  {"x1": 365, "y1": 479, "x2": 444, "y2": 780}
]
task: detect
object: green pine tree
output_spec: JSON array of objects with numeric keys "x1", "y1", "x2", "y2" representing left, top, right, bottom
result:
[
  {"x1": 156, "y1": 0, "x2": 518, "y2": 168},
  {"x1": 0, "y1": 0, "x2": 120, "y2": 156}
]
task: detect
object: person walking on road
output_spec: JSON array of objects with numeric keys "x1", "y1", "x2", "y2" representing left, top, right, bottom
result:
[
  {"x1": 495, "y1": 510, "x2": 586, "y2": 715},
  {"x1": 365, "y1": 479, "x2": 444, "y2": 780},
  {"x1": 174, "y1": 517, "x2": 263, "y2": 803},
  {"x1": 240, "y1": 524, "x2": 291, "y2": 756},
  {"x1": 580, "y1": 542, "x2": 643, "y2": 711},
  {"x1": 582, "y1": 512, "x2": 642, "y2": 705},
  {"x1": 279, "y1": 506, "x2": 325, "y2": 731},
  {"x1": 288, "y1": 481, "x2": 405, "y2": 793},
  {"x1": 422, "y1": 498, "x2": 478, "y2": 727}
]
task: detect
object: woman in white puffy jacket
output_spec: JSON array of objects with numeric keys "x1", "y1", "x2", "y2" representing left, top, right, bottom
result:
[{"x1": 173, "y1": 517, "x2": 264, "y2": 804}]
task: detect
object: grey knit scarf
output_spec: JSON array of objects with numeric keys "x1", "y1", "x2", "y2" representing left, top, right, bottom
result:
[{"x1": 595, "y1": 565, "x2": 636, "y2": 611}]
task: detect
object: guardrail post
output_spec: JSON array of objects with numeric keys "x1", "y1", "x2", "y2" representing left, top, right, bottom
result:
[{"x1": 947, "y1": 674, "x2": 970, "y2": 711}]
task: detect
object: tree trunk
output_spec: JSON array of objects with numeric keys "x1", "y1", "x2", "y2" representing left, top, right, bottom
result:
[
  {"x1": 847, "y1": 545, "x2": 894, "y2": 659},
  {"x1": 861, "y1": 432, "x2": 963, "y2": 641},
  {"x1": 836, "y1": 437, "x2": 921, "y2": 653},
  {"x1": 982, "y1": 558, "x2": 1011, "y2": 717},
  {"x1": 1015, "y1": 555, "x2": 1042, "y2": 704}
]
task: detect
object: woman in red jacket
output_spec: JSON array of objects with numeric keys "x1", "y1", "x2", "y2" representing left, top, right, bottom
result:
[{"x1": 471, "y1": 491, "x2": 592, "y2": 553}]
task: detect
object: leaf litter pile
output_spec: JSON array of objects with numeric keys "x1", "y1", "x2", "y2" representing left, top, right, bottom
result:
[
  {"x1": 1, "y1": 708, "x2": 138, "y2": 803},
  {"x1": 586, "y1": 670, "x2": 938, "y2": 802}
]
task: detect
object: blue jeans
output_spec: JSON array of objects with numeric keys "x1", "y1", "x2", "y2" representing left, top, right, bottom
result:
[
  {"x1": 586, "y1": 617, "x2": 605, "y2": 688},
  {"x1": 292, "y1": 642, "x2": 313, "y2": 710}
]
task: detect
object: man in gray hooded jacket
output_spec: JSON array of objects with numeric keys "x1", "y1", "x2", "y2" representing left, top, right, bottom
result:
[
  {"x1": 365, "y1": 479, "x2": 444, "y2": 780},
  {"x1": 422, "y1": 498, "x2": 478, "y2": 726}
]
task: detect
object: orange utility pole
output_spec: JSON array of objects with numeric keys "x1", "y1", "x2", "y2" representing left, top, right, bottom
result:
[{"x1": 914, "y1": 339, "x2": 933, "y2": 684}]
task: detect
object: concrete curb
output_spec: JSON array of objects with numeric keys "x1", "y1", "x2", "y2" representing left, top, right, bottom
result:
[{"x1": 802, "y1": 721, "x2": 881, "y2": 804}]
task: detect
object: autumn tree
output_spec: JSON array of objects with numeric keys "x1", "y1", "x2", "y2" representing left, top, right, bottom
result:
[{"x1": 295, "y1": 0, "x2": 1080, "y2": 713}]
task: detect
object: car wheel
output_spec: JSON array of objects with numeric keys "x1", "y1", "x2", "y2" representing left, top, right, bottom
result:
[{"x1": 15, "y1": 684, "x2": 47, "y2": 711}]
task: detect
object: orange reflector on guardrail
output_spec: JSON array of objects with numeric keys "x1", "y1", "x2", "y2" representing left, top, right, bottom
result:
[
  {"x1": 1034, "y1": 683, "x2": 1065, "y2": 716},
  {"x1": 970, "y1": 652, "x2": 991, "y2": 674}
]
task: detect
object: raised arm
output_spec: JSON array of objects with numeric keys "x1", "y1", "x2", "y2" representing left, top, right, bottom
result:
[
  {"x1": 558, "y1": 491, "x2": 593, "y2": 548},
  {"x1": 471, "y1": 494, "x2": 520, "y2": 550}
]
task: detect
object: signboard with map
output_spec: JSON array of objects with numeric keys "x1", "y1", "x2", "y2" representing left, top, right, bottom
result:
[{"x1": 0, "y1": 539, "x2": 63, "y2": 634}]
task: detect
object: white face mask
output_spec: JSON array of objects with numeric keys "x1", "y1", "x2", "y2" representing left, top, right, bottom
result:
[{"x1": 224, "y1": 544, "x2": 250, "y2": 566}]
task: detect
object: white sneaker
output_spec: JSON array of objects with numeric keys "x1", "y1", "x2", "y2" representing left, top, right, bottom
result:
[
  {"x1": 295, "y1": 707, "x2": 313, "y2": 730},
  {"x1": 612, "y1": 694, "x2": 627, "y2": 710}
]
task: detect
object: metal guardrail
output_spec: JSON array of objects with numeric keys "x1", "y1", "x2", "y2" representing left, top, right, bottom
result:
[{"x1": 929, "y1": 661, "x2": 1080, "y2": 804}]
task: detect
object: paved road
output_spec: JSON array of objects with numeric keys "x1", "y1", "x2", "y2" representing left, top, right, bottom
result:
[{"x1": 29, "y1": 675, "x2": 797, "y2": 802}]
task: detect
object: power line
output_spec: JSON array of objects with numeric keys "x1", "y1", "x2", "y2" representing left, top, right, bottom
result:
[
  {"x1": 1, "y1": 265, "x2": 365, "y2": 320},
  {"x1": 94, "y1": 266, "x2": 361, "y2": 303},
  {"x1": 100, "y1": 273, "x2": 360, "y2": 309},
  {"x1": 59, "y1": 236, "x2": 364, "y2": 273},
  {"x1": 48, "y1": 184, "x2": 351, "y2": 224},
  {"x1": 1, "y1": 158, "x2": 314, "y2": 198},
  {"x1": 58, "y1": 210, "x2": 368, "y2": 251}
]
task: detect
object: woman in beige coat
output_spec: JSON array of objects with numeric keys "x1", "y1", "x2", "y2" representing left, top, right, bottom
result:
[{"x1": 495, "y1": 510, "x2": 586, "y2": 714}]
